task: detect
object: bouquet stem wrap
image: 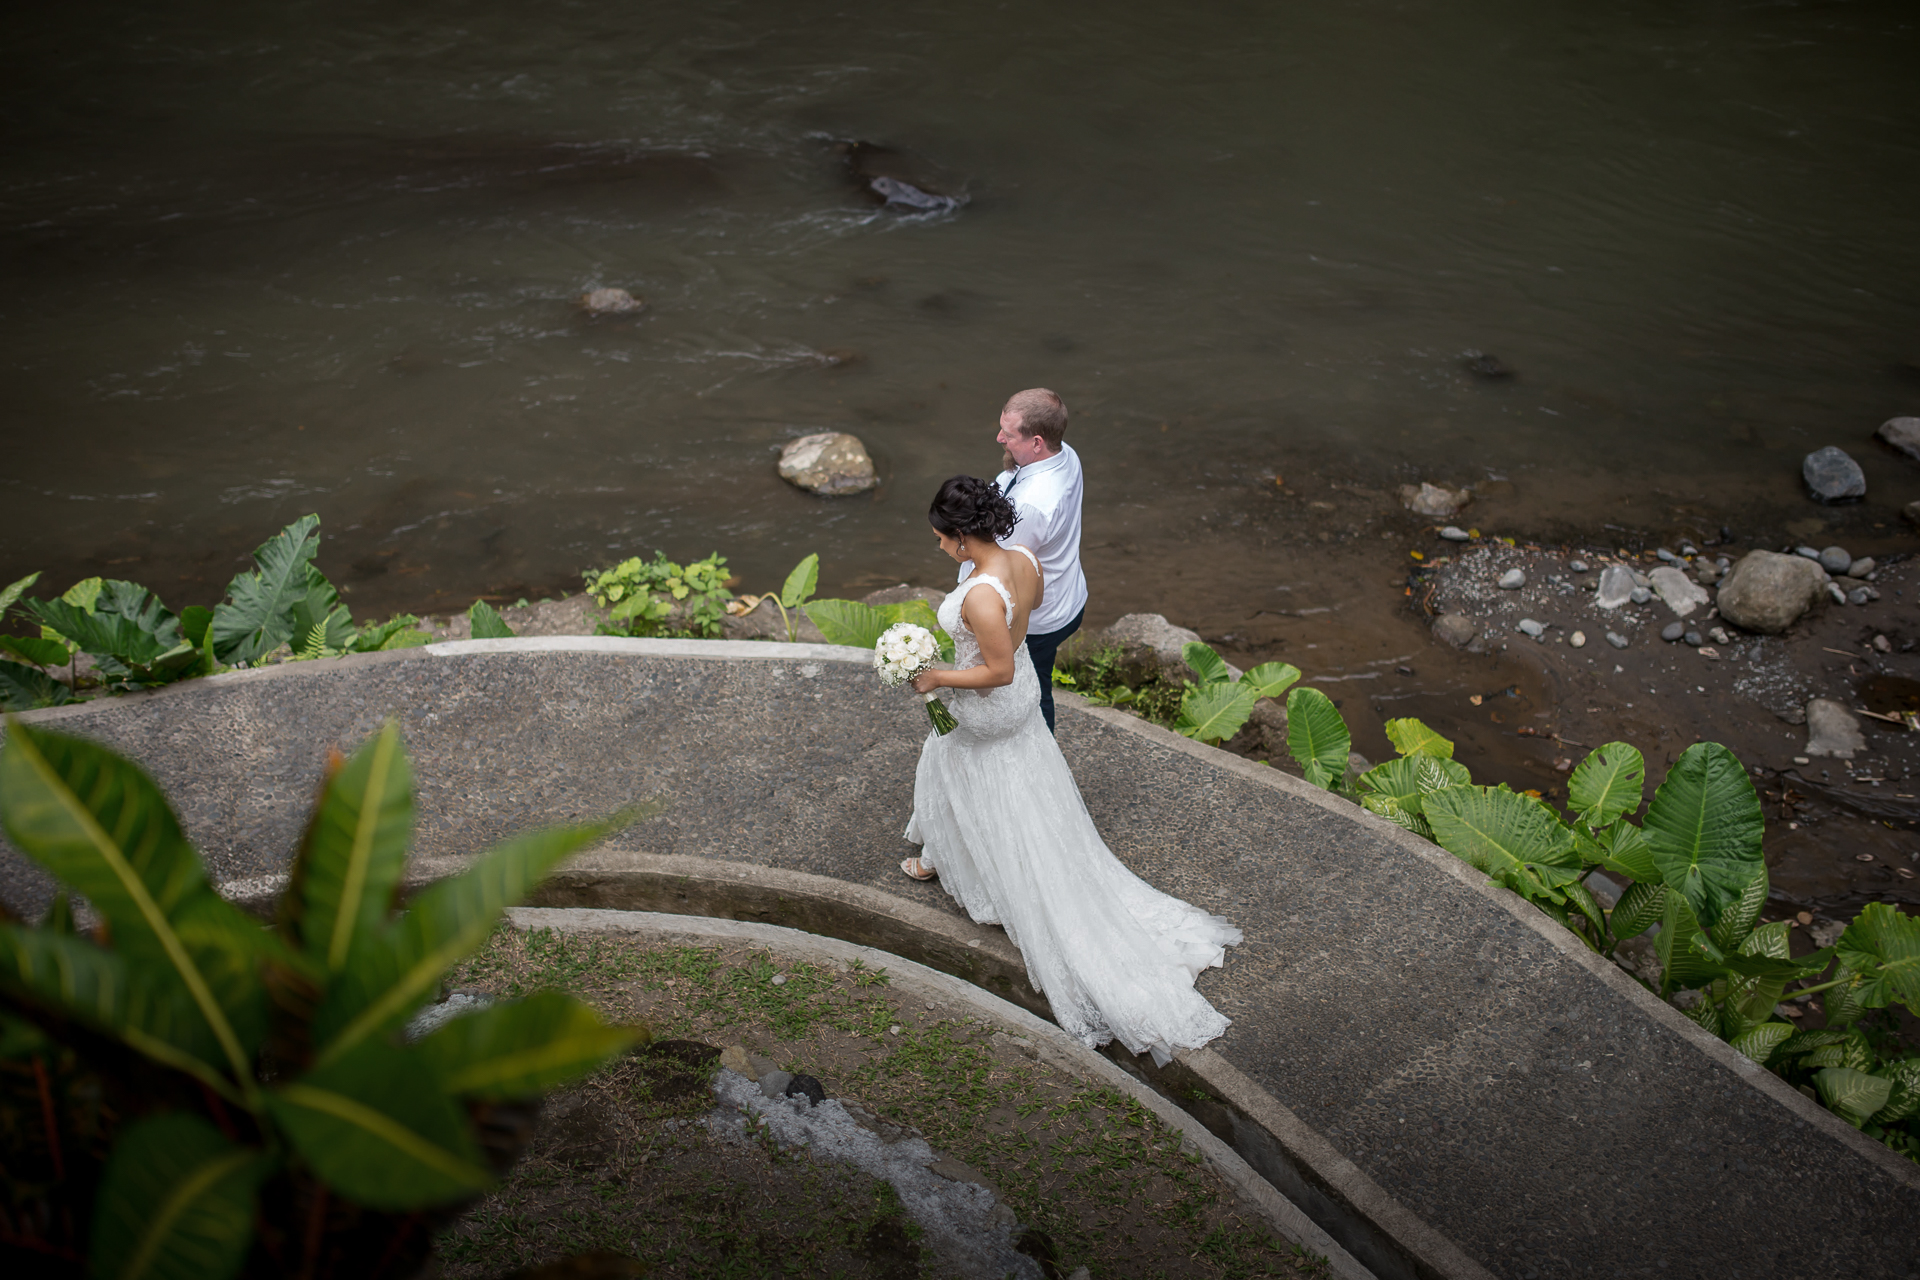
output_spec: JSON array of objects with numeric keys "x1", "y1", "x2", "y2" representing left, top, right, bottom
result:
[{"x1": 876, "y1": 621, "x2": 957, "y2": 736}]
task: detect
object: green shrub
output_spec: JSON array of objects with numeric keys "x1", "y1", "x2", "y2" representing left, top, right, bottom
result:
[
  {"x1": 583, "y1": 552, "x2": 731, "y2": 638},
  {"x1": 0, "y1": 721, "x2": 651, "y2": 1278}
]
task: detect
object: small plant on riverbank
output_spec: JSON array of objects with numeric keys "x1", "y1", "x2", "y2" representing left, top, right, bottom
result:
[
  {"x1": 1051, "y1": 645, "x2": 1187, "y2": 725},
  {"x1": 0, "y1": 721, "x2": 648, "y2": 1278},
  {"x1": 1174, "y1": 643, "x2": 1300, "y2": 746},
  {"x1": 583, "y1": 550, "x2": 732, "y2": 639}
]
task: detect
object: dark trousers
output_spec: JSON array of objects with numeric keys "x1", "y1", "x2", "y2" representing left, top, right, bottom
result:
[{"x1": 1025, "y1": 606, "x2": 1085, "y2": 735}]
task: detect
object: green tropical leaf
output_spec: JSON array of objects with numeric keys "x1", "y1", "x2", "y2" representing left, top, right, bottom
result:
[
  {"x1": 346, "y1": 615, "x2": 420, "y2": 653},
  {"x1": 1241, "y1": 662, "x2": 1300, "y2": 700},
  {"x1": 1424, "y1": 785, "x2": 1580, "y2": 902},
  {"x1": 286, "y1": 724, "x2": 414, "y2": 974},
  {"x1": 1285, "y1": 687, "x2": 1351, "y2": 792},
  {"x1": 1358, "y1": 756, "x2": 1426, "y2": 812},
  {"x1": 268, "y1": 1040, "x2": 490, "y2": 1210},
  {"x1": 1360, "y1": 791, "x2": 1432, "y2": 838},
  {"x1": 1708, "y1": 867, "x2": 1770, "y2": 953},
  {"x1": 1642, "y1": 743, "x2": 1765, "y2": 932},
  {"x1": 1683, "y1": 995, "x2": 1722, "y2": 1037},
  {"x1": 1833, "y1": 902, "x2": 1920, "y2": 1013},
  {"x1": 288, "y1": 567, "x2": 355, "y2": 651},
  {"x1": 1606, "y1": 879, "x2": 1666, "y2": 942},
  {"x1": 1815, "y1": 1066, "x2": 1894, "y2": 1128},
  {"x1": 31, "y1": 581, "x2": 197, "y2": 686},
  {"x1": 1823, "y1": 968, "x2": 1869, "y2": 1028},
  {"x1": 314, "y1": 814, "x2": 632, "y2": 1065},
  {"x1": 803, "y1": 598, "x2": 892, "y2": 649},
  {"x1": 0, "y1": 635, "x2": 74, "y2": 668},
  {"x1": 416, "y1": 990, "x2": 642, "y2": 1098},
  {"x1": 1727, "y1": 1021, "x2": 1794, "y2": 1067},
  {"x1": 1567, "y1": 743, "x2": 1645, "y2": 828},
  {"x1": 0, "y1": 723, "x2": 268, "y2": 1087},
  {"x1": 62, "y1": 576, "x2": 105, "y2": 611},
  {"x1": 90, "y1": 1112, "x2": 268, "y2": 1280},
  {"x1": 1383, "y1": 718, "x2": 1453, "y2": 759},
  {"x1": 1561, "y1": 879, "x2": 1607, "y2": 949},
  {"x1": 780, "y1": 554, "x2": 820, "y2": 609},
  {"x1": 0, "y1": 924, "x2": 232, "y2": 1093},
  {"x1": 210, "y1": 514, "x2": 323, "y2": 665},
  {"x1": 1724, "y1": 919, "x2": 1797, "y2": 1024},
  {"x1": 1873, "y1": 1059, "x2": 1920, "y2": 1124},
  {"x1": 1175, "y1": 682, "x2": 1258, "y2": 745},
  {"x1": 1181, "y1": 642, "x2": 1232, "y2": 687},
  {"x1": 1776, "y1": 1028, "x2": 1851, "y2": 1059},
  {"x1": 467, "y1": 599, "x2": 515, "y2": 640},
  {"x1": 0, "y1": 570, "x2": 41, "y2": 620},
  {"x1": 0, "y1": 658, "x2": 74, "y2": 712},
  {"x1": 178, "y1": 606, "x2": 214, "y2": 650},
  {"x1": 1581, "y1": 820, "x2": 1656, "y2": 883},
  {"x1": 1654, "y1": 891, "x2": 1722, "y2": 993}
]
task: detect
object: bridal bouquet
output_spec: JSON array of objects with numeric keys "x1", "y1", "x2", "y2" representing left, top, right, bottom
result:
[{"x1": 876, "y1": 622, "x2": 958, "y2": 735}]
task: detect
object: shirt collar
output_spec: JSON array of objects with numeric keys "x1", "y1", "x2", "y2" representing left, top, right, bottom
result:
[{"x1": 1008, "y1": 444, "x2": 1069, "y2": 486}]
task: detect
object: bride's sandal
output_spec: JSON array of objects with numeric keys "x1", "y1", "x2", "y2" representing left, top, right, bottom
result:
[{"x1": 900, "y1": 857, "x2": 937, "y2": 882}]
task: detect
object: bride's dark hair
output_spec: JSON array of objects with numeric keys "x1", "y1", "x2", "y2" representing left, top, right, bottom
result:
[{"x1": 928, "y1": 475, "x2": 1018, "y2": 541}]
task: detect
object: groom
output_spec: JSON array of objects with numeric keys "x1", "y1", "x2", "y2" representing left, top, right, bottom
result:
[{"x1": 987, "y1": 387, "x2": 1086, "y2": 734}]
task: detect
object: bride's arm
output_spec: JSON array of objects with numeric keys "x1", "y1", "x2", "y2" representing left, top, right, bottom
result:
[{"x1": 911, "y1": 589, "x2": 1016, "y2": 692}]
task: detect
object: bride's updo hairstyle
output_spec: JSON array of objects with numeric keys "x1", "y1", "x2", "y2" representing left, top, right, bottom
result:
[{"x1": 928, "y1": 475, "x2": 1018, "y2": 542}]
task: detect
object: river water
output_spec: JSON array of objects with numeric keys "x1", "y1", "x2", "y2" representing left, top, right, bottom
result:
[{"x1": 4, "y1": 2, "x2": 1918, "y2": 620}]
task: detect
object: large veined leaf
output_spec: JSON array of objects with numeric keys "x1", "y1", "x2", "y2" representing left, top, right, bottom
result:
[
  {"x1": 1561, "y1": 879, "x2": 1607, "y2": 949},
  {"x1": 0, "y1": 924, "x2": 229, "y2": 1092},
  {"x1": 416, "y1": 990, "x2": 643, "y2": 1099},
  {"x1": 1285, "y1": 687, "x2": 1351, "y2": 790},
  {"x1": 289, "y1": 566, "x2": 356, "y2": 653},
  {"x1": 1606, "y1": 879, "x2": 1666, "y2": 942},
  {"x1": 1567, "y1": 742, "x2": 1645, "y2": 828},
  {"x1": 1361, "y1": 791, "x2": 1431, "y2": 838},
  {"x1": 1581, "y1": 820, "x2": 1658, "y2": 883},
  {"x1": 31, "y1": 581, "x2": 197, "y2": 686},
  {"x1": 1727, "y1": 1021, "x2": 1795, "y2": 1067},
  {"x1": 1709, "y1": 867, "x2": 1770, "y2": 953},
  {"x1": 0, "y1": 570, "x2": 41, "y2": 619},
  {"x1": 210, "y1": 514, "x2": 323, "y2": 665},
  {"x1": 466, "y1": 599, "x2": 515, "y2": 641},
  {"x1": 1241, "y1": 662, "x2": 1300, "y2": 700},
  {"x1": 1642, "y1": 742, "x2": 1765, "y2": 932},
  {"x1": 285, "y1": 724, "x2": 414, "y2": 974},
  {"x1": 0, "y1": 723, "x2": 269, "y2": 1084},
  {"x1": 90, "y1": 1112, "x2": 269, "y2": 1280},
  {"x1": 804, "y1": 598, "x2": 893, "y2": 649},
  {"x1": 1874, "y1": 1059, "x2": 1920, "y2": 1124},
  {"x1": 346, "y1": 615, "x2": 422, "y2": 654},
  {"x1": 1653, "y1": 891, "x2": 1722, "y2": 993},
  {"x1": 0, "y1": 634, "x2": 75, "y2": 668},
  {"x1": 1181, "y1": 642, "x2": 1232, "y2": 688},
  {"x1": 1175, "y1": 682, "x2": 1258, "y2": 745},
  {"x1": 1359, "y1": 755, "x2": 1470, "y2": 817},
  {"x1": 780, "y1": 554, "x2": 819, "y2": 609},
  {"x1": 1384, "y1": 718, "x2": 1453, "y2": 760},
  {"x1": 313, "y1": 814, "x2": 632, "y2": 1065},
  {"x1": 268, "y1": 1040, "x2": 490, "y2": 1210},
  {"x1": 0, "y1": 658, "x2": 74, "y2": 712},
  {"x1": 1833, "y1": 902, "x2": 1920, "y2": 1013},
  {"x1": 1814, "y1": 1066, "x2": 1894, "y2": 1128},
  {"x1": 1424, "y1": 785, "x2": 1582, "y2": 902},
  {"x1": 1823, "y1": 968, "x2": 1869, "y2": 1028}
]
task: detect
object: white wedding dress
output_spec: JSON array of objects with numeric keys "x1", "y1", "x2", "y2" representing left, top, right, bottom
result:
[{"x1": 904, "y1": 565, "x2": 1242, "y2": 1066}]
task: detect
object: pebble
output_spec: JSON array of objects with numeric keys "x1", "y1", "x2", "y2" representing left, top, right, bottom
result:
[
  {"x1": 1849, "y1": 557, "x2": 1876, "y2": 578},
  {"x1": 1710, "y1": 627, "x2": 1732, "y2": 644},
  {"x1": 1848, "y1": 587, "x2": 1875, "y2": 606},
  {"x1": 1680, "y1": 542, "x2": 1700, "y2": 557},
  {"x1": 1498, "y1": 568, "x2": 1526, "y2": 590},
  {"x1": 1827, "y1": 582, "x2": 1848, "y2": 605},
  {"x1": 1629, "y1": 586, "x2": 1653, "y2": 605},
  {"x1": 771, "y1": 974, "x2": 788, "y2": 985},
  {"x1": 1684, "y1": 630, "x2": 1703, "y2": 647},
  {"x1": 1606, "y1": 632, "x2": 1629, "y2": 649},
  {"x1": 1661, "y1": 622, "x2": 1685, "y2": 642},
  {"x1": 1794, "y1": 546, "x2": 1822, "y2": 561},
  {"x1": 1569, "y1": 630, "x2": 1587, "y2": 648},
  {"x1": 1568, "y1": 560, "x2": 1589, "y2": 573},
  {"x1": 888, "y1": 1025, "x2": 901, "y2": 1036},
  {"x1": 1439, "y1": 525, "x2": 1470, "y2": 541},
  {"x1": 1656, "y1": 548, "x2": 1681, "y2": 564},
  {"x1": 1793, "y1": 756, "x2": 1811, "y2": 766},
  {"x1": 1818, "y1": 545, "x2": 1852, "y2": 575},
  {"x1": 1518, "y1": 618, "x2": 1546, "y2": 639},
  {"x1": 1874, "y1": 634, "x2": 1893, "y2": 653}
]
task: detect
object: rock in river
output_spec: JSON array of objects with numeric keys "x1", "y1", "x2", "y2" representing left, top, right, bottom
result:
[
  {"x1": 1804, "y1": 699, "x2": 1866, "y2": 759},
  {"x1": 1498, "y1": 568, "x2": 1526, "y2": 590},
  {"x1": 1517, "y1": 618, "x2": 1545, "y2": 639},
  {"x1": 1802, "y1": 446, "x2": 1865, "y2": 503},
  {"x1": 1661, "y1": 622, "x2": 1685, "y2": 643},
  {"x1": 1594, "y1": 564, "x2": 1636, "y2": 610},
  {"x1": 1715, "y1": 550, "x2": 1829, "y2": 633},
  {"x1": 778, "y1": 432, "x2": 878, "y2": 495},
  {"x1": 1648, "y1": 566, "x2": 1709, "y2": 617},
  {"x1": 1876, "y1": 416, "x2": 1920, "y2": 463},
  {"x1": 1432, "y1": 614, "x2": 1479, "y2": 648},
  {"x1": 1399, "y1": 482, "x2": 1472, "y2": 518},
  {"x1": 580, "y1": 286, "x2": 643, "y2": 314},
  {"x1": 1817, "y1": 545, "x2": 1852, "y2": 575}
]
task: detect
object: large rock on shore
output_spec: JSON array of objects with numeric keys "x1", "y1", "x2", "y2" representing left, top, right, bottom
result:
[
  {"x1": 1876, "y1": 416, "x2": 1920, "y2": 463},
  {"x1": 1804, "y1": 699, "x2": 1866, "y2": 759},
  {"x1": 1398, "y1": 482, "x2": 1472, "y2": 519},
  {"x1": 1715, "y1": 551, "x2": 1828, "y2": 633},
  {"x1": 1802, "y1": 446, "x2": 1865, "y2": 503},
  {"x1": 1088, "y1": 613, "x2": 1209, "y2": 672},
  {"x1": 778, "y1": 432, "x2": 878, "y2": 495}
]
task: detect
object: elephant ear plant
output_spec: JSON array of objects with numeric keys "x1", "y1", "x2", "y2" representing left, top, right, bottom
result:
[{"x1": 0, "y1": 720, "x2": 649, "y2": 1279}]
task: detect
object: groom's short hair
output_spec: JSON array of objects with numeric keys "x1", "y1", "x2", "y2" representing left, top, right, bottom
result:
[{"x1": 1004, "y1": 388, "x2": 1068, "y2": 450}]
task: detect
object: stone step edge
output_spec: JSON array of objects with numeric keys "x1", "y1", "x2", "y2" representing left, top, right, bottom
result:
[{"x1": 502, "y1": 904, "x2": 1378, "y2": 1280}]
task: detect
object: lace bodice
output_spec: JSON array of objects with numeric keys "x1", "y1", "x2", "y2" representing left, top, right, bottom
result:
[{"x1": 937, "y1": 574, "x2": 1016, "y2": 670}]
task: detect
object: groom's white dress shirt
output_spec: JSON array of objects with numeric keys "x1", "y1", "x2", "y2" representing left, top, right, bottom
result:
[{"x1": 958, "y1": 442, "x2": 1087, "y2": 635}]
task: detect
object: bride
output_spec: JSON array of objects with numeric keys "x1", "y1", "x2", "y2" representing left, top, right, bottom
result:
[{"x1": 899, "y1": 475, "x2": 1242, "y2": 1066}]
